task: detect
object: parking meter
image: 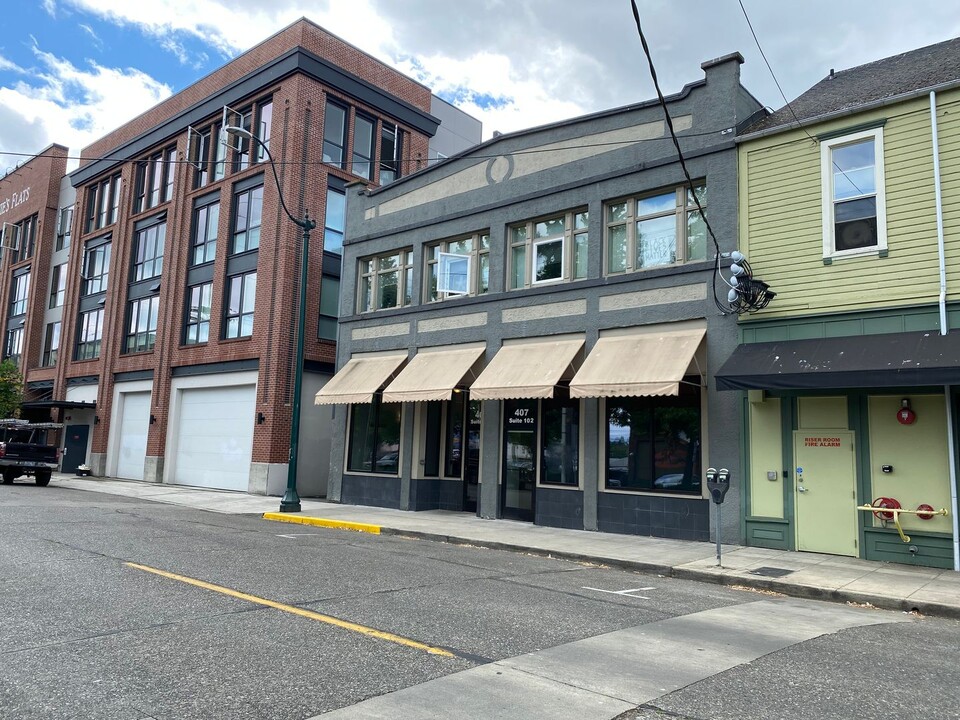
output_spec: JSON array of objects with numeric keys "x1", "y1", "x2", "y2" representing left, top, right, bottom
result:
[{"x1": 706, "y1": 467, "x2": 730, "y2": 505}]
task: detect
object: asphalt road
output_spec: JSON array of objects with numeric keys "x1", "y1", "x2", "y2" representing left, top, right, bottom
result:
[{"x1": 1, "y1": 483, "x2": 958, "y2": 720}]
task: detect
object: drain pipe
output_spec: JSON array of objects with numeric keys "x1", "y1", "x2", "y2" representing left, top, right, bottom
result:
[{"x1": 931, "y1": 90, "x2": 960, "y2": 571}]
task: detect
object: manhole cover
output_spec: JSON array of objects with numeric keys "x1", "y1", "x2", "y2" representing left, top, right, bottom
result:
[{"x1": 749, "y1": 566, "x2": 794, "y2": 578}]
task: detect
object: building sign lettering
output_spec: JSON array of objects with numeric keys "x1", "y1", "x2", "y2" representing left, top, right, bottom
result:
[
  {"x1": 0, "y1": 187, "x2": 30, "y2": 218},
  {"x1": 803, "y1": 436, "x2": 842, "y2": 448}
]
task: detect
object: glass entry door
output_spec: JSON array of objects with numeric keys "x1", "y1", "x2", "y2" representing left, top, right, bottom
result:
[{"x1": 502, "y1": 400, "x2": 537, "y2": 521}]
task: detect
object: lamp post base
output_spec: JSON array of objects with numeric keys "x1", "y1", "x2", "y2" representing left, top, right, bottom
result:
[{"x1": 279, "y1": 488, "x2": 301, "y2": 513}]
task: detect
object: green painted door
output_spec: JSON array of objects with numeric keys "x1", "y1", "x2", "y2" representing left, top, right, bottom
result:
[{"x1": 793, "y1": 430, "x2": 857, "y2": 556}]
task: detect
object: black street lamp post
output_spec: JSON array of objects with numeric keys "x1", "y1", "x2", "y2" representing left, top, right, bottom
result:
[{"x1": 224, "y1": 125, "x2": 315, "y2": 513}]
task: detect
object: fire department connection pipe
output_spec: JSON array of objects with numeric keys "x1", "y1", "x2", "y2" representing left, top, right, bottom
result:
[{"x1": 931, "y1": 90, "x2": 960, "y2": 571}]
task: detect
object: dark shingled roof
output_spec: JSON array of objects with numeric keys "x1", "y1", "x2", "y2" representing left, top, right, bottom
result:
[{"x1": 745, "y1": 36, "x2": 960, "y2": 136}]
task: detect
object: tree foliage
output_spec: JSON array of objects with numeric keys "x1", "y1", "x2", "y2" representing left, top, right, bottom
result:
[{"x1": 0, "y1": 360, "x2": 24, "y2": 419}]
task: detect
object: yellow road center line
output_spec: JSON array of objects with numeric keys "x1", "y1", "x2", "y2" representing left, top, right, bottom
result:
[{"x1": 124, "y1": 561, "x2": 452, "y2": 657}]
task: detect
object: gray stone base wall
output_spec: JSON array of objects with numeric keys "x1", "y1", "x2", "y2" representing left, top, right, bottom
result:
[
  {"x1": 341, "y1": 475, "x2": 402, "y2": 509},
  {"x1": 598, "y1": 493, "x2": 709, "y2": 541},
  {"x1": 143, "y1": 456, "x2": 164, "y2": 484},
  {"x1": 411, "y1": 478, "x2": 463, "y2": 511},
  {"x1": 89, "y1": 453, "x2": 106, "y2": 477},
  {"x1": 536, "y1": 488, "x2": 584, "y2": 530}
]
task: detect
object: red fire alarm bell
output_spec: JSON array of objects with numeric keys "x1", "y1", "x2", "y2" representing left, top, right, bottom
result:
[{"x1": 897, "y1": 398, "x2": 916, "y2": 425}]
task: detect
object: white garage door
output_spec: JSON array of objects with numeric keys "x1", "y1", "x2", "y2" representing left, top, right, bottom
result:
[
  {"x1": 116, "y1": 391, "x2": 151, "y2": 480},
  {"x1": 173, "y1": 385, "x2": 255, "y2": 491}
]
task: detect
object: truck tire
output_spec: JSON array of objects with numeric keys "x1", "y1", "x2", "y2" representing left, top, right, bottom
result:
[
  {"x1": 1, "y1": 470, "x2": 15, "y2": 484},
  {"x1": 35, "y1": 472, "x2": 51, "y2": 487}
]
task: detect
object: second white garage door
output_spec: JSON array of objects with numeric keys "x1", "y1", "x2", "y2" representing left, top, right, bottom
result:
[
  {"x1": 172, "y1": 385, "x2": 256, "y2": 491},
  {"x1": 116, "y1": 391, "x2": 151, "y2": 480}
]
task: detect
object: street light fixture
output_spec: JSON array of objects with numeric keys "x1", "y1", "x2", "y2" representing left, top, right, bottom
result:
[{"x1": 223, "y1": 125, "x2": 316, "y2": 513}]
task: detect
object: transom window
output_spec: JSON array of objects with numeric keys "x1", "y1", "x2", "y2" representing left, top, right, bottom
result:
[
  {"x1": 425, "y1": 233, "x2": 490, "y2": 301},
  {"x1": 509, "y1": 210, "x2": 588, "y2": 289},
  {"x1": 191, "y1": 198, "x2": 219, "y2": 265},
  {"x1": 133, "y1": 146, "x2": 176, "y2": 213},
  {"x1": 605, "y1": 184, "x2": 706, "y2": 275},
  {"x1": 232, "y1": 184, "x2": 263, "y2": 254},
  {"x1": 224, "y1": 271, "x2": 256, "y2": 339},
  {"x1": 184, "y1": 282, "x2": 213, "y2": 345},
  {"x1": 132, "y1": 222, "x2": 165, "y2": 282},
  {"x1": 358, "y1": 250, "x2": 413, "y2": 312},
  {"x1": 820, "y1": 127, "x2": 886, "y2": 258},
  {"x1": 124, "y1": 295, "x2": 160, "y2": 353}
]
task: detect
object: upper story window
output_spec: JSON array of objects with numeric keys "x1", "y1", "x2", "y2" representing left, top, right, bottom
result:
[
  {"x1": 605, "y1": 184, "x2": 706, "y2": 275},
  {"x1": 82, "y1": 240, "x2": 111, "y2": 296},
  {"x1": 323, "y1": 101, "x2": 347, "y2": 170},
  {"x1": 379, "y1": 123, "x2": 402, "y2": 184},
  {"x1": 426, "y1": 232, "x2": 490, "y2": 301},
  {"x1": 191, "y1": 196, "x2": 219, "y2": 265},
  {"x1": 131, "y1": 221, "x2": 165, "y2": 282},
  {"x1": 231, "y1": 99, "x2": 274, "y2": 172},
  {"x1": 42, "y1": 321, "x2": 60, "y2": 367},
  {"x1": 184, "y1": 282, "x2": 212, "y2": 345},
  {"x1": 190, "y1": 97, "x2": 272, "y2": 188},
  {"x1": 318, "y1": 274, "x2": 339, "y2": 341},
  {"x1": 84, "y1": 173, "x2": 121, "y2": 233},
  {"x1": 133, "y1": 146, "x2": 176, "y2": 213},
  {"x1": 56, "y1": 206, "x2": 72, "y2": 252},
  {"x1": 358, "y1": 250, "x2": 413, "y2": 312},
  {"x1": 352, "y1": 114, "x2": 375, "y2": 180},
  {"x1": 9, "y1": 271, "x2": 29, "y2": 316},
  {"x1": 510, "y1": 210, "x2": 588, "y2": 290},
  {"x1": 231, "y1": 182, "x2": 263, "y2": 255},
  {"x1": 75, "y1": 307, "x2": 104, "y2": 360},
  {"x1": 4, "y1": 326, "x2": 23, "y2": 369},
  {"x1": 820, "y1": 127, "x2": 886, "y2": 258},
  {"x1": 224, "y1": 271, "x2": 256, "y2": 339},
  {"x1": 49, "y1": 264, "x2": 67, "y2": 309},
  {"x1": 323, "y1": 187, "x2": 345, "y2": 255},
  {"x1": 3, "y1": 214, "x2": 37, "y2": 264},
  {"x1": 124, "y1": 295, "x2": 160, "y2": 354}
]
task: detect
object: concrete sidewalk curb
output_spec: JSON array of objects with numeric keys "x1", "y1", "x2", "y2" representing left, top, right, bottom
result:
[
  {"x1": 262, "y1": 512, "x2": 381, "y2": 535},
  {"x1": 261, "y1": 514, "x2": 960, "y2": 621}
]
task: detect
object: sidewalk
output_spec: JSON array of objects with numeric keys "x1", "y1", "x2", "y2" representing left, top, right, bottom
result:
[{"x1": 49, "y1": 473, "x2": 960, "y2": 619}]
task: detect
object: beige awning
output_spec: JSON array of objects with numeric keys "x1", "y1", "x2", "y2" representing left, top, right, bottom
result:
[
  {"x1": 569, "y1": 328, "x2": 705, "y2": 398},
  {"x1": 381, "y1": 346, "x2": 485, "y2": 403},
  {"x1": 314, "y1": 353, "x2": 407, "y2": 405},
  {"x1": 469, "y1": 338, "x2": 584, "y2": 400}
]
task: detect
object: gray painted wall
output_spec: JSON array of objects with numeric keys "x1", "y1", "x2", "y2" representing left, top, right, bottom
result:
[
  {"x1": 428, "y1": 96, "x2": 483, "y2": 164},
  {"x1": 330, "y1": 54, "x2": 760, "y2": 544}
]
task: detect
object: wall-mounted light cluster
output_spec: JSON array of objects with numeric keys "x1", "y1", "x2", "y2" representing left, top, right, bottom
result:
[{"x1": 722, "y1": 251, "x2": 776, "y2": 314}]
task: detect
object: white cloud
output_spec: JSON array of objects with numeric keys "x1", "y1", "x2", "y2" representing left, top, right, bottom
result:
[{"x1": 0, "y1": 46, "x2": 172, "y2": 171}]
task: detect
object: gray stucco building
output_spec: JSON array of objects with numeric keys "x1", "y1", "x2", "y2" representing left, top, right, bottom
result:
[{"x1": 319, "y1": 53, "x2": 763, "y2": 543}]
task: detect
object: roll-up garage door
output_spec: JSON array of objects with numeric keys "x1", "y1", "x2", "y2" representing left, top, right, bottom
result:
[
  {"x1": 116, "y1": 391, "x2": 151, "y2": 480},
  {"x1": 172, "y1": 385, "x2": 255, "y2": 491}
]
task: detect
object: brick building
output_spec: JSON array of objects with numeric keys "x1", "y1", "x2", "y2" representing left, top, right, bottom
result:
[{"x1": 24, "y1": 18, "x2": 479, "y2": 494}]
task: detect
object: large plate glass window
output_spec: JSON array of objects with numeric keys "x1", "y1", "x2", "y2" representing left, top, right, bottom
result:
[
  {"x1": 605, "y1": 383, "x2": 701, "y2": 495},
  {"x1": 541, "y1": 396, "x2": 579, "y2": 486},
  {"x1": 347, "y1": 396, "x2": 402, "y2": 474},
  {"x1": 509, "y1": 210, "x2": 588, "y2": 290},
  {"x1": 820, "y1": 127, "x2": 886, "y2": 258}
]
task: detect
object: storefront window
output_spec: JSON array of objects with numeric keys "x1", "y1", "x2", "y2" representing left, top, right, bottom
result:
[
  {"x1": 541, "y1": 397, "x2": 579, "y2": 485},
  {"x1": 605, "y1": 388, "x2": 701, "y2": 494},
  {"x1": 347, "y1": 397, "x2": 402, "y2": 474},
  {"x1": 444, "y1": 392, "x2": 465, "y2": 478}
]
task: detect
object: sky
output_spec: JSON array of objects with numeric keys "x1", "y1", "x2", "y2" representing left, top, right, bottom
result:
[{"x1": 1, "y1": 0, "x2": 959, "y2": 173}]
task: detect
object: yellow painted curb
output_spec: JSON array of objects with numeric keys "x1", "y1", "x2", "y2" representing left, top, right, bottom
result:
[{"x1": 262, "y1": 512, "x2": 381, "y2": 535}]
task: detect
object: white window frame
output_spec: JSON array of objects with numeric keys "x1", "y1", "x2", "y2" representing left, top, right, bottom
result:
[
  {"x1": 425, "y1": 233, "x2": 490, "y2": 302},
  {"x1": 437, "y1": 252, "x2": 471, "y2": 295},
  {"x1": 820, "y1": 127, "x2": 887, "y2": 260},
  {"x1": 532, "y1": 235, "x2": 566, "y2": 285},
  {"x1": 509, "y1": 210, "x2": 588, "y2": 290}
]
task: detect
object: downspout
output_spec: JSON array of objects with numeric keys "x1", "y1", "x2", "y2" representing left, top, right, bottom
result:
[{"x1": 930, "y1": 90, "x2": 960, "y2": 571}]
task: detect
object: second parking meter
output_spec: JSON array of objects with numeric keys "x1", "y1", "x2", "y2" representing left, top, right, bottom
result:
[{"x1": 706, "y1": 467, "x2": 730, "y2": 505}]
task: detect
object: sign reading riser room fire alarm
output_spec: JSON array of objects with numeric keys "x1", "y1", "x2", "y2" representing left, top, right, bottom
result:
[{"x1": 793, "y1": 430, "x2": 857, "y2": 557}]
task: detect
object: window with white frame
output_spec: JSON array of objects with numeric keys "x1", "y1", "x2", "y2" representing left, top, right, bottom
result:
[
  {"x1": 358, "y1": 250, "x2": 413, "y2": 312},
  {"x1": 605, "y1": 184, "x2": 706, "y2": 275},
  {"x1": 425, "y1": 233, "x2": 490, "y2": 301},
  {"x1": 821, "y1": 127, "x2": 886, "y2": 258},
  {"x1": 509, "y1": 210, "x2": 588, "y2": 290}
]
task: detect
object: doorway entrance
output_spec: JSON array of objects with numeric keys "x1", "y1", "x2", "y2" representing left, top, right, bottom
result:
[
  {"x1": 793, "y1": 430, "x2": 858, "y2": 556},
  {"x1": 502, "y1": 400, "x2": 537, "y2": 521},
  {"x1": 62, "y1": 424, "x2": 90, "y2": 474}
]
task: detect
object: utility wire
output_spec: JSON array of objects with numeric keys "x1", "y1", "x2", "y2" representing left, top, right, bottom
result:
[{"x1": 628, "y1": 0, "x2": 729, "y2": 314}]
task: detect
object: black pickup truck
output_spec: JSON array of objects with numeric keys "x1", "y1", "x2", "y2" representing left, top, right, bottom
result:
[{"x1": 0, "y1": 420, "x2": 62, "y2": 486}]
